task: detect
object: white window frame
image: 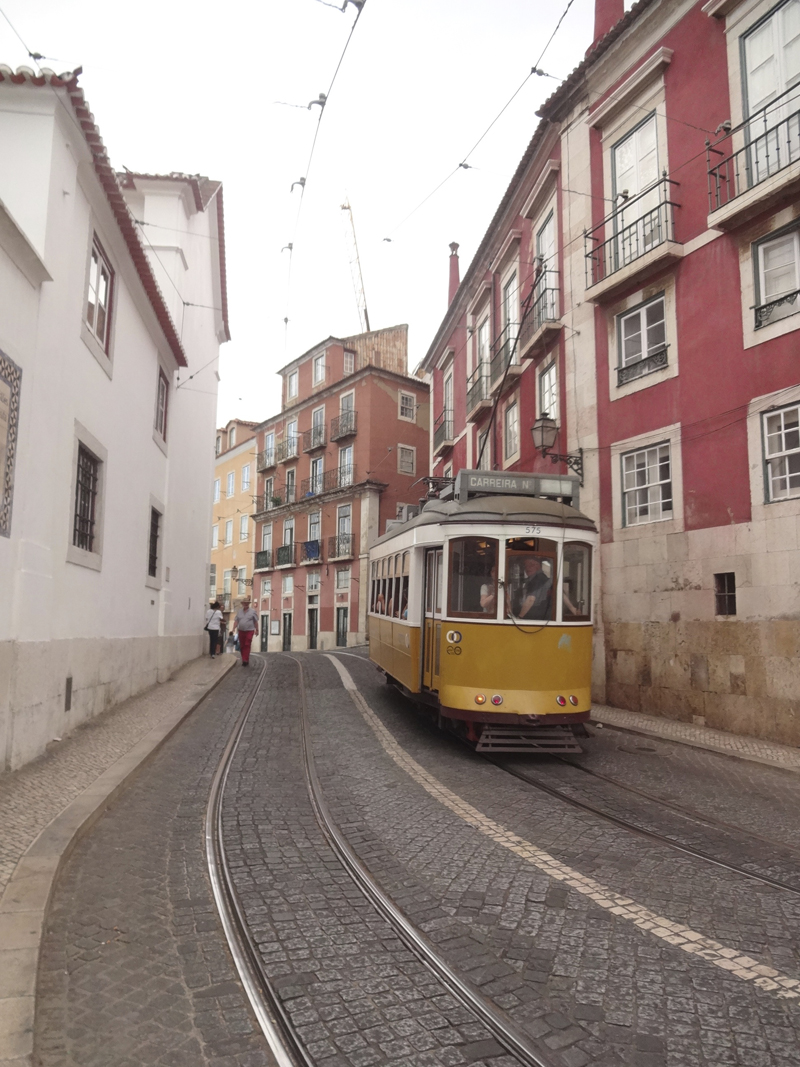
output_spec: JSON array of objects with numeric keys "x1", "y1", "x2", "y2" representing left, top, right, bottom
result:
[
  {"x1": 310, "y1": 456, "x2": 324, "y2": 494},
  {"x1": 229, "y1": 426, "x2": 236, "y2": 448},
  {"x1": 84, "y1": 236, "x2": 114, "y2": 354},
  {"x1": 283, "y1": 517, "x2": 294, "y2": 545},
  {"x1": 225, "y1": 519, "x2": 233, "y2": 545},
  {"x1": 755, "y1": 227, "x2": 800, "y2": 328},
  {"x1": 287, "y1": 370, "x2": 298, "y2": 399},
  {"x1": 282, "y1": 573, "x2": 294, "y2": 595},
  {"x1": 399, "y1": 392, "x2": 416, "y2": 421},
  {"x1": 539, "y1": 361, "x2": 558, "y2": 422},
  {"x1": 213, "y1": 478, "x2": 220, "y2": 503},
  {"x1": 240, "y1": 514, "x2": 249, "y2": 541},
  {"x1": 211, "y1": 524, "x2": 219, "y2": 549},
  {"x1": 145, "y1": 494, "x2": 165, "y2": 590},
  {"x1": 313, "y1": 353, "x2": 326, "y2": 385},
  {"x1": 223, "y1": 569, "x2": 232, "y2": 595},
  {"x1": 336, "y1": 566, "x2": 351, "y2": 590},
  {"x1": 503, "y1": 398, "x2": 520, "y2": 464},
  {"x1": 617, "y1": 293, "x2": 668, "y2": 381},
  {"x1": 237, "y1": 567, "x2": 247, "y2": 596},
  {"x1": 226, "y1": 471, "x2": 235, "y2": 498},
  {"x1": 397, "y1": 445, "x2": 416, "y2": 474},
  {"x1": 343, "y1": 349, "x2": 355, "y2": 375},
  {"x1": 261, "y1": 523, "x2": 272, "y2": 552},
  {"x1": 264, "y1": 431, "x2": 275, "y2": 463},
  {"x1": 339, "y1": 445, "x2": 354, "y2": 485},
  {"x1": 762, "y1": 402, "x2": 800, "y2": 501},
  {"x1": 307, "y1": 570, "x2": 320, "y2": 592},
  {"x1": 476, "y1": 428, "x2": 491, "y2": 471},
  {"x1": 241, "y1": 464, "x2": 251, "y2": 492},
  {"x1": 621, "y1": 442, "x2": 673, "y2": 527},
  {"x1": 610, "y1": 422, "x2": 684, "y2": 538},
  {"x1": 262, "y1": 576, "x2": 272, "y2": 597},
  {"x1": 67, "y1": 421, "x2": 108, "y2": 571},
  {"x1": 154, "y1": 368, "x2": 169, "y2": 441},
  {"x1": 340, "y1": 390, "x2": 355, "y2": 413},
  {"x1": 309, "y1": 509, "x2": 321, "y2": 542}
]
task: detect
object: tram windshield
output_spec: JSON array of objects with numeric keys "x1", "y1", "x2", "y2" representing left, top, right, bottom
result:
[
  {"x1": 505, "y1": 537, "x2": 558, "y2": 622},
  {"x1": 562, "y1": 542, "x2": 592, "y2": 621},
  {"x1": 448, "y1": 538, "x2": 498, "y2": 617}
]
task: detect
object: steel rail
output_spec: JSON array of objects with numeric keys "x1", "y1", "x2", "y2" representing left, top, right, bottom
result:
[
  {"x1": 556, "y1": 754, "x2": 800, "y2": 859},
  {"x1": 490, "y1": 757, "x2": 800, "y2": 896},
  {"x1": 205, "y1": 654, "x2": 316, "y2": 1067},
  {"x1": 290, "y1": 653, "x2": 557, "y2": 1067}
]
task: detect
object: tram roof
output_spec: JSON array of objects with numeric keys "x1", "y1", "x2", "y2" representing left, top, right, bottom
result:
[{"x1": 374, "y1": 495, "x2": 596, "y2": 547}]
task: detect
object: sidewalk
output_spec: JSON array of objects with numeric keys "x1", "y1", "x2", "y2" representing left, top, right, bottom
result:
[
  {"x1": 0, "y1": 653, "x2": 235, "y2": 1066},
  {"x1": 592, "y1": 703, "x2": 800, "y2": 774}
]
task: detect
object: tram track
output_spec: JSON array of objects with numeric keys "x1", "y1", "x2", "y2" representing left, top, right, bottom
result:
[
  {"x1": 206, "y1": 651, "x2": 559, "y2": 1067},
  {"x1": 488, "y1": 755, "x2": 800, "y2": 897}
]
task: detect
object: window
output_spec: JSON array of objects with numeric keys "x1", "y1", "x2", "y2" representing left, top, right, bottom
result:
[
  {"x1": 502, "y1": 270, "x2": 518, "y2": 336},
  {"x1": 284, "y1": 517, "x2": 294, "y2": 545},
  {"x1": 444, "y1": 465, "x2": 452, "y2": 479},
  {"x1": 287, "y1": 419, "x2": 298, "y2": 458},
  {"x1": 535, "y1": 212, "x2": 557, "y2": 322},
  {"x1": 477, "y1": 430, "x2": 491, "y2": 470},
  {"x1": 242, "y1": 464, "x2": 251, "y2": 492},
  {"x1": 261, "y1": 524, "x2": 272, "y2": 552},
  {"x1": 743, "y1": 1, "x2": 800, "y2": 158},
  {"x1": 148, "y1": 507, "x2": 161, "y2": 578},
  {"x1": 618, "y1": 295, "x2": 667, "y2": 382},
  {"x1": 155, "y1": 369, "x2": 169, "y2": 438},
  {"x1": 309, "y1": 510, "x2": 321, "y2": 541},
  {"x1": 262, "y1": 577, "x2": 272, "y2": 597},
  {"x1": 229, "y1": 426, "x2": 236, "y2": 448},
  {"x1": 209, "y1": 564, "x2": 217, "y2": 597},
  {"x1": 476, "y1": 316, "x2": 490, "y2": 369},
  {"x1": 226, "y1": 472, "x2": 235, "y2": 497},
  {"x1": 399, "y1": 392, "x2": 416, "y2": 420},
  {"x1": 264, "y1": 476, "x2": 274, "y2": 506},
  {"x1": 613, "y1": 114, "x2": 660, "y2": 264},
  {"x1": 340, "y1": 391, "x2": 354, "y2": 412},
  {"x1": 337, "y1": 504, "x2": 351, "y2": 536},
  {"x1": 212, "y1": 524, "x2": 219, "y2": 549},
  {"x1": 287, "y1": 370, "x2": 298, "y2": 399},
  {"x1": 764, "y1": 404, "x2": 800, "y2": 499},
  {"x1": 504, "y1": 401, "x2": 519, "y2": 459},
  {"x1": 223, "y1": 569, "x2": 232, "y2": 594},
  {"x1": 448, "y1": 538, "x2": 498, "y2": 617},
  {"x1": 622, "y1": 443, "x2": 673, "y2": 525},
  {"x1": 282, "y1": 573, "x2": 294, "y2": 595},
  {"x1": 313, "y1": 353, "x2": 326, "y2": 385},
  {"x1": 237, "y1": 567, "x2": 247, "y2": 596},
  {"x1": 310, "y1": 456, "x2": 323, "y2": 494},
  {"x1": 344, "y1": 349, "x2": 355, "y2": 375},
  {"x1": 225, "y1": 519, "x2": 233, "y2": 544},
  {"x1": 86, "y1": 238, "x2": 113, "y2": 350},
  {"x1": 285, "y1": 468, "x2": 296, "y2": 502},
  {"x1": 73, "y1": 445, "x2": 100, "y2": 552},
  {"x1": 506, "y1": 536, "x2": 557, "y2": 621},
  {"x1": 714, "y1": 572, "x2": 737, "y2": 616},
  {"x1": 339, "y1": 445, "x2": 353, "y2": 485},
  {"x1": 539, "y1": 362, "x2": 558, "y2": 421},
  {"x1": 308, "y1": 570, "x2": 320, "y2": 592},
  {"x1": 562, "y1": 543, "x2": 592, "y2": 621},
  {"x1": 264, "y1": 431, "x2": 275, "y2": 465},
  {"x1": 398, "y1": 446, "x2": 415, "y2": 474},
  {"x1": 755, "y1": 229, "x2": 800, "y2": 328},
  {"x1": 240, "y1": 514, "x2": 249, "y2": 541},
  {"x1": 213, "y1": 478, "x2": 220, "y2": 503},
  {"x1": 216, "y1": 436, "x2": 222, "y2": 456},
  {"x1": 336, "y1": 567, "x2": 350, "y2": 589}
]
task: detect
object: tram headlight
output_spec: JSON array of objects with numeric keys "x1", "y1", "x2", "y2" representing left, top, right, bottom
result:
[
  {"x1": 474, "y1": 694, "x2": 486, "y2": 705},
  {"x1": 491, "y1": 695, "x2": 503, "y2": 706},
  {"x1": 446, "y1": 630, "x2": 462, "y2": 644},
  {"x1": 556, "y1": 695, "x2": 567, "y2": 706}
]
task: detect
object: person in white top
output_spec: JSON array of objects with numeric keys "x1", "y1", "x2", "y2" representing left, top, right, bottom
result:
[
  {"x1": 205, "y1": 602, "x2": 223, "y2": 658},
  {"x1": 233, "y1": 597, "x2": 259, "y2": 666}
]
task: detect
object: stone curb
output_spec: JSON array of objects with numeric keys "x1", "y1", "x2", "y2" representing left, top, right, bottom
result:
[
  {"x1": 0, "y1": 657, "x2": 237, "y2": 1066},
  {"x1": 591, "y1": 706, "x2": 800, "y2": 776}
]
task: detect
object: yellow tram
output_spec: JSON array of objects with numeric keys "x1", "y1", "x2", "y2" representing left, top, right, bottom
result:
[{"x1": 367, "y1": 471, "x2": 598, "y2": 752}]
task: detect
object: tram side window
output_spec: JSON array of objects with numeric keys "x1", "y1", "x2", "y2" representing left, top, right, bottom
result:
[
  {"x1": 370, "y1": 560, "x2": 379, "y2": 612},
  {"x1": 448, "y1": 538, "x2": 498, "y2": 618},
  {"x1": 562, "y1": 543, "x2": 592, "y2": 621},
  {"x1": 506, "y1": 537, "x2": 558, "y2": 622}
]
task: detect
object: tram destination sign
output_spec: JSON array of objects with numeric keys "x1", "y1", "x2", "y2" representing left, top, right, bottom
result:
[{"x1": 455, "y1": 469, "x2": 578, "y2": 503}]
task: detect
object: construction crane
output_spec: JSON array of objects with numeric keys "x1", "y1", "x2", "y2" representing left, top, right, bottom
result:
[{"x1": 340, "y1": 199, "x2": 371, "y2": 334}]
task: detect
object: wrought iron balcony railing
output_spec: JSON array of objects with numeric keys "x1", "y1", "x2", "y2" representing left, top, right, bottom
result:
[
  {"x1": 255, "y1": 484, "x2": 296, "y2": 511},
  {"x1": 617, "y1": 345, "x2": 669, "y2": 387},
  {"x1": 489, "y1": 325, "x2": 519, "y2": 387},
  {"x1": 300, "y1": 465, "x2": 355, "y2": 498},
  {"x1": 275, "y1": 437, "x2": 299, "y2": 463},
  {"x1": 754, "y1": 288, "x2": 800, "y2": 330},
  {"x1": 519, "y1": 278, "x2": 560, "y2": 350},
  {"x1": 466, "y1": 365, "x2": 490, "y2": 415},
  {"x1": 275, "y1": 542, "x2": 296, "y2": 567},
  {"x1": 330, "y1": 410, "x2": 358, "y2": 440},
  {"x1": 299, "y1": 539, "x2": 322, "y2": 563},
  {"x1": 328, "y1": 533, "x2": 353, "y2": 559},
  {"x1": 708, "y1": 86, "x2": 800, "y2": 212},
  {"x1": 256, "y1": 448, "x2": 276, "y2": 471},
  {"x1": 254, "y1": 549, "x2": 272, "y2": 570},
  {"x1": 433, "y1": 408, "x2": 454, "y2": 452},
  {"x1": 302, "y1": 425, "x2": 326, "y2": 452},
  {"x1": 585, "y1": 175, "x2": 679, "y2": 288}
]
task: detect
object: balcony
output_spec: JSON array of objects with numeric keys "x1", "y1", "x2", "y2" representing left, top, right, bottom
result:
[
  {"x1": 489, "y1": 326, "x2": 523, "y2": 391},
  {"x1": 302, "y1": 425, "x2": 326, "y2": 452},
  {"x1": 617, "y1": 345, "x2": 669, "y2": 387},
  {"x1": 466, "y1": 366, "x2": 491, "y2": 420},
  {"x1": 433, "y1": 409, "x2": 454, "y2": 455},
  {"x1": 519, "y1": 276, "x2": 561, "y2": 359},
  {"x1": 301, "y1": 465, "x2": 357, "y2": 498},
  {"x1": 254, "y1": 549, "x2": 272, "y2": 570},
  {"x1": 331, "y1": 410, "x2": 358, "y2": 440},
  {"x1": 584, "y1": 175, "x2": 682, "y2": 301},
  {"x1": 707, "y1": 87, "x2": 800, "y2": 228},
  {"x1": 328, "y1": 533, "x2": 353, "y2": 560},
  {"x1": 275, "y1": 437, "x2": 299, "y2": 463},
  {"x1": 275, "y1": 543, "x2": 296, "y2": 567},
  {"x1": 256, "y1": 448, "x2": 276, "y2": 471},
  {"x1": 299, "y1": 539, "x2": 322, "y2": 563}
]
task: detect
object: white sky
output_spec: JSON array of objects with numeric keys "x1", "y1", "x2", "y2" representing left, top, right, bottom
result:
[{"x1": 0, "y1": 0, "x2": 597, "y2": 425}]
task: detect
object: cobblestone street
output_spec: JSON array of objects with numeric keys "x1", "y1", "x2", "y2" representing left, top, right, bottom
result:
[{"x1": 25, "y1": 652, "x2": 800, "y2": 1066}]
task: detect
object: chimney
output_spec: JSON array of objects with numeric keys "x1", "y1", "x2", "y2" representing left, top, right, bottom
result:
[
  {"x1": 448, "y1": 242, "x2": 460, "y2": 305},
  {"x1": 592, "y1": 0, "x2": 624, "y2": 47}
]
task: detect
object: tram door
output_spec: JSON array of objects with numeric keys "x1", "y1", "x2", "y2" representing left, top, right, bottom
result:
[{"x1": 422, "y1": 547, "x2": 443, "y2": 690}]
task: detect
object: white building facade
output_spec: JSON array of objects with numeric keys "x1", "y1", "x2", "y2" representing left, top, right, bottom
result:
[{"x1": 0, "y1": 67, "x2": 229, "y2": 771}]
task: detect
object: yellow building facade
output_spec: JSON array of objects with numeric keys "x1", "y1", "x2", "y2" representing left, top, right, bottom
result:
[{"x1": 210, "y1": 420, "x2": 259, "y2": 626}]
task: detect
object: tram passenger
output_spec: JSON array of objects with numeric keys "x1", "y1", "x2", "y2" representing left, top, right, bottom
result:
[{"x1": 480, "y1": 567, "x2": 497, "y2": 613}]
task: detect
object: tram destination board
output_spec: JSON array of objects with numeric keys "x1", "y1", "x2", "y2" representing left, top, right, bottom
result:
[{"x1": 455, "y1": 469, "x2": 579, "y2": 503}]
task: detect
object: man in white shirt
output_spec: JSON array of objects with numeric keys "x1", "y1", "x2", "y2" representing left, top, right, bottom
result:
[{"x1": 233, "y1": 597, "x2": 259, "y2": 666}]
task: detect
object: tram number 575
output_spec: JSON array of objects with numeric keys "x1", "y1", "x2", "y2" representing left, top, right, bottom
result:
[{"x1": 524, "y1": 525, "x2": 541, "y2": 536}]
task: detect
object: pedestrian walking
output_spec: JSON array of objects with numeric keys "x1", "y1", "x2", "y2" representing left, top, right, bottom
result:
[
  {"x1": 205, "y1": 602, "x2": 223, "y2": 658},
  {"x1": 233, "y1": 596, "x2": 259, "y2": 666}
]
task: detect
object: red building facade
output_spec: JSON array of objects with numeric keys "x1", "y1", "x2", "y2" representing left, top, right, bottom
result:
[
  {"x1": 423, "y1": 0, "x2": 800, "y2": 745},
  {"x1": 251, "y1": 325, "x2": 429, "y2": 651}
]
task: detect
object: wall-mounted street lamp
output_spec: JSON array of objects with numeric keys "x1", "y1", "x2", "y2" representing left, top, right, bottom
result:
[{"x1": 531, "y1": 414, "x2": 584, "y2": 486}]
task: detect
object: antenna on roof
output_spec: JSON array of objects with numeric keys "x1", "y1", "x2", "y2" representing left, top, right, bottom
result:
[{"x1": 341, "y1": 199, "x2": 371, "y2": 334}]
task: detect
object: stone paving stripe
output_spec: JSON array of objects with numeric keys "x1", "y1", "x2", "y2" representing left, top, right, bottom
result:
[{"x1": 325, "y1": 654, "x2": 800, "y2": 1005}]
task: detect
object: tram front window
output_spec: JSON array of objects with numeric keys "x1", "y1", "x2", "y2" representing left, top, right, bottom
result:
[
  {"x1": 563, "y1": 542, "x2": 592, "y2": 621},
  {"x1": 506, "y1": 538, "x2": 557, "y2": 622},
  {"x1": 448, "y1": 538, "x2": 498, "y2": 617}
]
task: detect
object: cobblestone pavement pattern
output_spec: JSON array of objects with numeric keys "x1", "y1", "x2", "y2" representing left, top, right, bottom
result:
[
  {"x1": 34, "y1": 661, "x2": 271, "y2": 1067},
  {"x1": 311, "y1": 652, "x2": 800, "y2": 1067},
  {"x1": 222, "y1": 653, "x2": 523, "y2": 1067},
  {"x1": 0, "y1": 656, "x2": 230, "y2": 895}
]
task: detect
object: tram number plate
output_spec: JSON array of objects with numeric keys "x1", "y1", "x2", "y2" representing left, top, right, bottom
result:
[{"x1": 524, "y1": 525, "x2": 541, "y2": 536}]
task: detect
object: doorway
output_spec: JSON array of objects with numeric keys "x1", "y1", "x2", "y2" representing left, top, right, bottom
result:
[
  {"x1": 282, "y1": 612, "x2": 292, "y2": 652},
  {"x1": 260, "y1": 615, "x2": 268, "y2": 652},
  {"x1": 421, "y1": 547, "x2": 443, "y2": 691},
  {"x1": 308, "y1": 607, "x2": 318, "y2": 650},
  {"x1": 336, "y1": 607, "x2": 348, "y2": 647}
]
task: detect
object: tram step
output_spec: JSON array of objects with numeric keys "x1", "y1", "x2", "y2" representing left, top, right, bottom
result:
[{"x1": 476, "y1": 725, "x2": 582, "y2": 754}]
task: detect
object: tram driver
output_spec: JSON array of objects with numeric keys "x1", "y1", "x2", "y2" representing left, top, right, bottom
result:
[{"x1": 516, "y1": 555, "x2": 553, "y2": 620}]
